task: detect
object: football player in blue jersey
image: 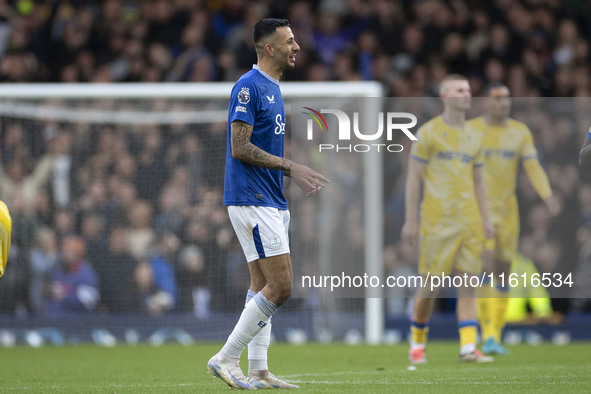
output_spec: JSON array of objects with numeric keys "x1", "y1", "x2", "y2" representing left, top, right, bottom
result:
[{"x1": 207, "y1": 18, "x2": 329, "y2": 390}]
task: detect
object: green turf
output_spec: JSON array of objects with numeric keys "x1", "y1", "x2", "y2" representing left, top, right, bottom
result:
[{"x1": 0, "y1": 342, "x2": 590, "y2": 393}]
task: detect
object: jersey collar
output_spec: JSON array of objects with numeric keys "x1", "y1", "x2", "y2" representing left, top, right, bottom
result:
[{"x1": 253, "y1": 65, "x2": 280, "y2": 85}]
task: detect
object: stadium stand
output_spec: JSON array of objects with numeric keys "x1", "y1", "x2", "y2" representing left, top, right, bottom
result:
[{"x1": 0, "y1": 0, "x2": 590, "y2": 344}]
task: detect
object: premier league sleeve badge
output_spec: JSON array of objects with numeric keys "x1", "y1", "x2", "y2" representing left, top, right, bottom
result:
[{"x1": 238, "y1": 87, "x2": 250, "y2": 104}]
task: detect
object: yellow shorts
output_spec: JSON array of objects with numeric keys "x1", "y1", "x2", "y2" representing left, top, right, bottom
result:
[
  {"x1": 485, "y1": 210, "x2": 519, "y2": 263},
  {"x1": 419, "y1": 218, "x2": 484, "y2": 276},
  {"x1": 0, "y1": 201, "x2": 12, "y2": 278}
]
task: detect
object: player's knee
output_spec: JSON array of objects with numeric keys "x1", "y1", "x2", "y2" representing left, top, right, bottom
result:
[
  {"x1": 250, "y1": 277, "x2": 267, "y2": 292},
  {"x1": 270, "y1": 280, "x2": 291, "y2": 305},
  {"x1": 278, "y1": 283, "x2": 292, "y2": 305},
  {"x1": 416, "y1": 277, "x2": 440, "y2": 298},
  {"x1": 457, "y1": 285, "x2": 477, "y2": 298}
]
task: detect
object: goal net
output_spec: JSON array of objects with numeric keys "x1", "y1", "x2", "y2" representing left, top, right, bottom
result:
[{"x1": 0, "y1": 82, "x2": 384, "y2": 347}]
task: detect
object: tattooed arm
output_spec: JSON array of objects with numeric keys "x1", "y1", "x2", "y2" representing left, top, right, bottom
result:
[
  {"x1": 230, "y1": 120, "x2": 330, "y2": 195},
  {"x1": 230, "y1": 120, "x2": 293, "y2": 175}
]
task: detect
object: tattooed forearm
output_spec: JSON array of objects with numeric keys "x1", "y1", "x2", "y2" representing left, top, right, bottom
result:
[
  {"x1": 282, "y1": 158, "x2": 293, "y2": 177},
  {"x1": 231, "y1": 120, "x2": 292, "y2": 173}
]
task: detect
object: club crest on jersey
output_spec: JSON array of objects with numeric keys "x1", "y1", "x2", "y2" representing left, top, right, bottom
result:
[
  {"x1": 270, "y1": 235, "x2": 281, "y2": 248},
  {"x1": 238, "y1": 87, "x2": 250, "y2": 104}
]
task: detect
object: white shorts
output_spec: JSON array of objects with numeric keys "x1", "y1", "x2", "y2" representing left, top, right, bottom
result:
[{"x1": 227, "y1": 206, "x2": 290, "y2": 263}]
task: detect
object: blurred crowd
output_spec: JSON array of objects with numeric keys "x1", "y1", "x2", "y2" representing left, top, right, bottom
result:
[
  {"x1": 0, "y1": 0, "x2": 590, "y2": 319},
  {"x1": 0, "y1": 115, "x2": 242, "y2": 317},
  {"x1": 0, "y1": 0, "x2": 589, "y2": 97}
]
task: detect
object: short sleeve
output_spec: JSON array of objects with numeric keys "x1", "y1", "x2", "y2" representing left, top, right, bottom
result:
[
  {"x1": 229, "y1": 80, "x2": 257, "y2": 126},
  {"x1": 410, "y1": 126, "x2": 430, "y2": 163}
]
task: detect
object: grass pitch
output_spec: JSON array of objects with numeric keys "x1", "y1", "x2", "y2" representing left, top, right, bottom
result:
[{"x1": 0, "y1": 342, "x2": 590, "y2": 393}]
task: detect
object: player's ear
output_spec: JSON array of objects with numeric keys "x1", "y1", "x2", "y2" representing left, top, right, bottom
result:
[{"x1": 264, "y1": 42, "x2": 274, "y2": 57}]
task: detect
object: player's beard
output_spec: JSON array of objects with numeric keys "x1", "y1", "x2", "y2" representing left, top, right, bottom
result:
[{"x1": 281, "y1": 52, "x2": 296, "y2": 72}]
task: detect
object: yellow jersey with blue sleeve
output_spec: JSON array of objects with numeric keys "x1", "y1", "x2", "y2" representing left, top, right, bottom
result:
[
  {"x1": 467, "y1": 116, "x2": 540, "y2": 214},
  {"x1": 410, "y1": 115, "x2": 484, "y2": 223},
  {"x1": 410, "y1": 116, "x2": 485, "y2": 276},
  {"x1": 467, "y1": 116, "x2": 548, "y2": 262}
]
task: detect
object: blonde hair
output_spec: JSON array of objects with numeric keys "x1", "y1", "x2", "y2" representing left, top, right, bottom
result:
[{"x1": 439, "y1": 74, "x2": 468, "y2": 96}]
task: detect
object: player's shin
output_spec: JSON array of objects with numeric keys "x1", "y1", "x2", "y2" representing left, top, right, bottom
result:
[
  {"x1": 409, "y1": 318, "x2": 429, "y2": 364},
  {"x1": 456, "y1": 293, "x2": 478, "y2": 355},
  {"x1": 248, "y1": 318, "x2": 271, "y2": 372},
  {"x1": 410, "y1": 296, "x2": 435, "y2": 349},
  {"x1": 477, "y1": 281, "x2": 495, "y2": 341},
  {"x1": 492, "y1": 285, "x2": 510, "y2": 343},
  {"x1": 410, "y1": 318, "x2": 430, "y2": 349},
  {"x1": 478, "y1": 247, "x2": 496, "y2": 342},
  {"x1": 245, "y1": 290, "x2": 271, "y2": 372},
  {"x1": 220, "y1": 292, "x2": 277, "y2": 360},
  {"x1": 458, "y1": 320, "x2": 478, "y2": 355}
]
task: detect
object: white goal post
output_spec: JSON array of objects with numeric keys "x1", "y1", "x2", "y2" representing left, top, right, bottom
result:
[{"x1": 0, "y1": 82, "x2": 384, "y2": 344}]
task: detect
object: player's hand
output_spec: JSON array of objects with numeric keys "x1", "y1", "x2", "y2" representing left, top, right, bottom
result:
[
  {"x1": 401, "y1": 220, "x2": 419, "y2": 244},
  {"x1": 544, "y1": 196, "x2": 560, "y2": 217},
  {"x1": 290, "y1": 163, "x2": 330, "y2": 196},
  {"x1": 483, "y1": 221, "x2": 495, "y2": 239}
]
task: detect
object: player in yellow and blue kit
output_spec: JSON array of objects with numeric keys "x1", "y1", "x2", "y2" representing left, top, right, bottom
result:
[
  {"x1": 469, "y1": 83, "x2": 560, "y2": 355},
  {"x1": 402, "y1": 74, "x2": 495, "y2": 364}
]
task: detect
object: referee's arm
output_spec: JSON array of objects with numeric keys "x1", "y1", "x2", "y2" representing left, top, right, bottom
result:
[{"x1": 580, "y1": 135, "x2": 591, "y2": 170}]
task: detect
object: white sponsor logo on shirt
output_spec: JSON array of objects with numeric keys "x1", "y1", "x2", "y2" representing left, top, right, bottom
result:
[{"x1": 274, "y1": 114, "x2": 285, "y2": 135}]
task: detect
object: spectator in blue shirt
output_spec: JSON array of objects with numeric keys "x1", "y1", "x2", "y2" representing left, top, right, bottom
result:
[{"x1": 45, "y1": 236, "x2": 99, "y2": 316}]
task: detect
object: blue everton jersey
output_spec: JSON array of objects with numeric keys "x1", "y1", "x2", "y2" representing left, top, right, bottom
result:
[{"x1": 224, "y1": 65, "x2": 288, "y2": 209}]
